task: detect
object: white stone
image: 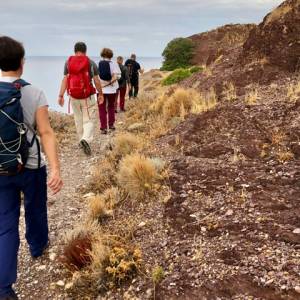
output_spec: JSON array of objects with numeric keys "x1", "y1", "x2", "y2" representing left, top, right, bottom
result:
[
  {"x1": 36, "y1": 265, "x2": 46, "y2": 271},
  {"x1": 56, "y1": 280, "x2": 65, "y2": 287},
  {"x1": 49, "y1": 253, "x2": 57, "y2": 261},
  {"x1": 293, "y1": 228, "x2": 300, "y2": 234},
  {"x1": 295, "y1": 286, "x2": 300, "y2": 294},
  {"x1": 83, "y1": 192, "x2": 95, "y2": 199}
]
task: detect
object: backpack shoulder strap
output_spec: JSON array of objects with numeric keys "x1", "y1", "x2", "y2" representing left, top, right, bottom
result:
[{"x1": 13, "y1": 79, "x2": 31, "y2": 89}]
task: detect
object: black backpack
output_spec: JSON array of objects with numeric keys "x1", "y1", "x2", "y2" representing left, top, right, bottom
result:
[
  {"x1": 0, "y1": 79, "x2": 39, "y2": 175},
  {"x1": 98, "y1": 60, "x2": 112, "y2": 81}
]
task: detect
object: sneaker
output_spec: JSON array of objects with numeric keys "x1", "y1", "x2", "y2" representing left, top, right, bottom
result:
[
  {"x1": 80, "y1": 139, "x2": 92, "y2": 156},
  {"x1": 0, "y1": 291, "x2": 18, "y2": 300},
  {"x1": 109, "y1": 126, "x2": 116, "y2": 131},
  {"x1": 101, "y1": 129, "x2": 108, "y2": 135}
]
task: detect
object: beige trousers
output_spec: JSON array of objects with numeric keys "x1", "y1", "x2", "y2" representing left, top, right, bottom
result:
[{"x1": 70, "y1": 95, "x2": 96, "y2": 143}]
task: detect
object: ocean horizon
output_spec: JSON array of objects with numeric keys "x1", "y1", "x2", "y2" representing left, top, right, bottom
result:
[{"x1": 22, "y1": 56, "x2": 162, "y2": 112}]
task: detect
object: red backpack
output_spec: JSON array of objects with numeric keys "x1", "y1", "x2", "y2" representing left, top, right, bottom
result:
[{"x1": 67, "y1": 56, "x2": 96, "y2": 99}]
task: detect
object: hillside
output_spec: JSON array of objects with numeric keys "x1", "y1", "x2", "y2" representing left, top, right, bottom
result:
[{"x1": 189, "y1": 24, "x2": 256, "y2": 66}]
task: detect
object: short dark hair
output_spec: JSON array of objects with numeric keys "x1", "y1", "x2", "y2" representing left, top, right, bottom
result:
[
  {"x1": 101, "y1": 48, "x2": 113, "y2": 59},
  {"x1": 131, "y1": 54, "x2": 136, "y2": 60},
  {"x1": 0, "y1": 36, "x2": 25, "y2": 72},
  {"x1": 74, "y1": 42, "x2": 87, "y2": 53}
]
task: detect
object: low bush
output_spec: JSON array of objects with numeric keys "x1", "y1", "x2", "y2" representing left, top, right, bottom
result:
[{"x1": 162, "y1": 68, "x2": 191, "y2": 86}]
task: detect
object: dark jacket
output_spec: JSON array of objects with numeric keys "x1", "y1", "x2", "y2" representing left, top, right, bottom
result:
[{"x1": 118, "y1": 64, "x2": 130, "y2": 88}]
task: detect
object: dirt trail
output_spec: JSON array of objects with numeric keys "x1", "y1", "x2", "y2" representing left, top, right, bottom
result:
[{"x1": 15, "y1": 117, "x2": 115, "y2": 300}]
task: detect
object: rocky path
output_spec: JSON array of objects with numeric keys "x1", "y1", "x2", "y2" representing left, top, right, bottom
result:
[{"x1": 15, "y1": 122, "x2": 115, "y2": 300}]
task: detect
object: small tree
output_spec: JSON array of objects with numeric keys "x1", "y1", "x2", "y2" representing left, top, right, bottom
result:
[{"x1": 161, "y1": 37, "x2": 194, "y2": 71}]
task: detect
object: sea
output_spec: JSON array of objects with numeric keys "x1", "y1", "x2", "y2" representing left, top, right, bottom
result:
[{"x1": 21, "y1": 56, "x2": 162, "y2": 112}]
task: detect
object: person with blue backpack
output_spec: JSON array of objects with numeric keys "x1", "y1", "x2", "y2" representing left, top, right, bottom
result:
[
  {"x1": 0, "y1": 36, "x2": 63, "y2": 300},
  {"x1": 98, "y1": 48, "x2": 121, "y2": 134}
]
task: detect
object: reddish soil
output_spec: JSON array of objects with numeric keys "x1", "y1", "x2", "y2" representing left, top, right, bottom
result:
[
  {"x1": 155, "y1": 99, "x2": 300, "y2": 299},
  {"x1": 189, "y1": 24, "x2": 256, "y2": 66}
]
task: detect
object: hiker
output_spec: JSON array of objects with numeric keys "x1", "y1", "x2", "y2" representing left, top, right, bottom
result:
[
  {"x1": 98, "y1": 48, "x2": 121, "y2": 134},
  {"x1": 125, "y1": 54, "x2": 144, "y2": 98},
  {"x1": 58, "y1": 42, "x2": 104, "y2": 155},
  {"x1": 116, "y1": 56, "x2": 130, "y2": 112},
  {"x1": 0, "y1": 36, "x2": 63, "y2": 300}
]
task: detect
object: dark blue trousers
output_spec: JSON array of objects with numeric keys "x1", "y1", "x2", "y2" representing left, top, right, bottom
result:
[{"x1": 0, "y1": 167, "x2": 48, "y2": 297}]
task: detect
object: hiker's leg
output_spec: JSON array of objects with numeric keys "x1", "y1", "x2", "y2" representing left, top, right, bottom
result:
[
  {"x1": 0, "y1": 176, "x2": 21, "y2": 297},
  {"x1": 133, "y1": 80, "x2": 139, "y2": 98},
  {"x1": 82, "y1": 96, "x2": 96, "y2": 143},
  {"x1": 115, "y1": 89, "x2": 120, "y2": 111},
  {"x1": 71, "y1": 98, "x2": 84, "y2": 141},
  {"x1": 129, "y1": 80, "x2": 134, "y2": 98},
  {"x1": 98, "y1": 94, "x2": 108, "y2": 130},
  {"x1": 120, "y1": 86, "x2": 126, "y2": 110},
  {"x1": 108, "y1": 94, "x2": 116, "y2": 128},
  {"x1": 23, "y1": 167, "x2": 49, "y2": 257}
]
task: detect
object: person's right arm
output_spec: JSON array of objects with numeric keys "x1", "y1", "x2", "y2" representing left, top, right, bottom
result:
[
  {"x1": 36, "y1": 106, "x2": 63, "y2": 195},
  {"x1": 58, "y1": 76, "x2": 67, "y2": 107},
  {"x1": 93, "y1": 75, "x2": 104, "y2": 104}
]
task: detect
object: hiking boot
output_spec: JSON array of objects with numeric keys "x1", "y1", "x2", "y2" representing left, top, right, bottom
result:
[
  {"x1": 109, "y1": 126, "x2": 116, "y2": 131},
  {"x1": 101, "y1": 129, "x2": 108, "y2": 135},
  {"x1": 0, "y1": 291, "x2": 18, "y2": 300},
  {"x1": 80, "y1": 139, "x2": 91, "y2": 156}
]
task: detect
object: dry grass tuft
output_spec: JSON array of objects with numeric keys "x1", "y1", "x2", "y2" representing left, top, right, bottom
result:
[
  {"x1": 163, "y1": 88, "x2": 193, "y2": 119},
  {"x1": 245, "y1": 88, "x2": 259, "y2": 105},
  {"x1": 62, "y1": 222, "x2": 100, "y2": 271},
  {"x1": 117, "y1": 154, "x2": 160, "y2": 200},
  {"x1": 276, "y1": 149, "x2": 294, "y2": 163},
  {"x1": 222, "y1": 82, "x2": 237, "y2": 101},
  {"x1": 287, "y1": 81, "x2": 300, "y2": 102},
  {"x1": 88, "y1": 194, "x2": 112, "y2": 222},
  {"x1": 113, "y1": 132, "x2": 142, "y2": 159},
  {"x1": 87, "y1": 158, "x2": 117, "y2": 194}
]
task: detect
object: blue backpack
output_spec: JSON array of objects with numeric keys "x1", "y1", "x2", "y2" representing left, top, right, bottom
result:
[
  {"x1": 0, "y1": 79, "x2": 37, "y2": 175},
  {"x1": 98, "y1": 60, "x2": 112, "y2": 81}
]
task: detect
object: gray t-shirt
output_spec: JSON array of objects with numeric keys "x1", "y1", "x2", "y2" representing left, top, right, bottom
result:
[
  {"x1": 64, "y1": 58, "x2": 99, "y2": 77},
  {"x1": 0, "y1": 77, "x2": 48, "y2": 169}
]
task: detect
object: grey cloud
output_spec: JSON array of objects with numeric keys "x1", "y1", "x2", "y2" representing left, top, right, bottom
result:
[{"x1": 0, "y1": 0, "x2": 283, "y2": 56}]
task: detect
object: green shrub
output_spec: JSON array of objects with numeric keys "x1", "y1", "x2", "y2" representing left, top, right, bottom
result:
[
  {"x1": 161, "y1": 38, "x2": 195, "y2": 71},
  {"x1": 161, "y1": 69, "x2": 191, "y2": 86},
  {"x1": 190, "y1": 66, "x2": 203, "y2": 74}
]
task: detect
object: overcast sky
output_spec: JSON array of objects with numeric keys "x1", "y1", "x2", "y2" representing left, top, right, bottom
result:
[{"x1": 0, "y1": 0, "x2": 283, "y2": 57}]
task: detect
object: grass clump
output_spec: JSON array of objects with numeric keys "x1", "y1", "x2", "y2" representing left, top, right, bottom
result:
[
  {"x1": 287, "y1": 81, "x2": 300, "y2": 102},
  {"x1": 61, "y1": 222, "x2": 99, "y2": 271},
  {"x1": 117, "y1": 154, "x2": 160, "y2": 200},
  {"x1": 245, "y1": 88, "x2": 259, "y2": 105},
  {"x1": 88, "y1": 194, "x2": 112, "y2": 222},
  {"x1": 113, "y1": 132, "x2": 142, "y2": 159},
  {"x1": 222, "y1": 82, "x2": 237, "y2": 101},
  {"x1": 162, "y1": 68, "x2": 192, "y2": 86},
  {"x1": 87, "y1": 158, "x2": 117, "y2": 194}
]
